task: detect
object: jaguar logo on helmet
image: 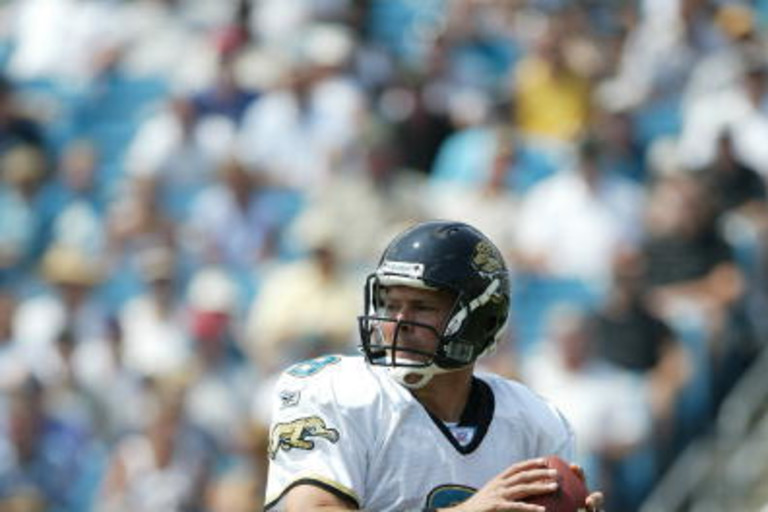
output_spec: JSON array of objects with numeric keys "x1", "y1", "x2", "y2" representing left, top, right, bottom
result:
[{"x1": 472, "y1": 240, "x2": 504, "y2": 275}]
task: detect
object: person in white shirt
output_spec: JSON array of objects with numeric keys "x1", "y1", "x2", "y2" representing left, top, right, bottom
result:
[
  {"x1": 514, "y1": 137, "x2": 645, "y2": 285},
  {"x1": 264, "y1": 220, "x2": 604, "y2": 511}
]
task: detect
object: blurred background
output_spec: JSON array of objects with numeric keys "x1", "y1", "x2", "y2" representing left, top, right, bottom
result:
[{"x1": 0, "y1": 0, "x2": 767, "y2": 510}]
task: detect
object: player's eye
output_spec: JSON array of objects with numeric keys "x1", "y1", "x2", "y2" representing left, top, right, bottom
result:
[
  {"x1": 382, "y1": 303, "x2": 400, "y2": 315},
  {"x1": 415, "y1": 303, "x2": 439, "y2": 313}
]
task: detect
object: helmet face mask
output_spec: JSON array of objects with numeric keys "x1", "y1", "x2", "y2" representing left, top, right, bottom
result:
[
  {"x1": 359, "y1": 314, "x2": 445, "y2": 368},
  {"x1": 358, "y1": 221, "x2": 510, "y2": 387}
]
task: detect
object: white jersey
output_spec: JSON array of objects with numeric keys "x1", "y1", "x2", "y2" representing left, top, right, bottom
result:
[{"x1": 264, "y1": 355, "x2": 574, "y2": 511}]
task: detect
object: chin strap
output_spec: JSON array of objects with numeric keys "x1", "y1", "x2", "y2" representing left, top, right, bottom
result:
[{"x1": 388, "y1": 364, "x2": 458, "y2": 389}]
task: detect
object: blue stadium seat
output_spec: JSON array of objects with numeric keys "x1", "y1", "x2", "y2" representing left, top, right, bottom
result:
[{"x1": 510, "y1": 273, "x2": 604, "y2": 356}]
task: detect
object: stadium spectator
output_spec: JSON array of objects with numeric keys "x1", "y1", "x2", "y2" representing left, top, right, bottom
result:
[
  {"x1": 284, "y1": 140, "x2": 428, "y2": 266},
  {"x1": 590, "y1": 106, "x2": 647, "y2": 183},
  {"x1": 182, "y1": 156, "x2": 282, "y2": 272},
  {"x1": 427, "y1": 116, "x2": 521, "y2": 257},
  {"x1": 0, "y1": 77, "x2": 46, "y2": 153},
  {"x1": 523, "y1": 306, "x2": 652, "y2": 511},
  {"x1": 39, "y1": 139, "x2": 107, "y2": 258},
  {"x1": 512, "y1": 18, "x2": 592, "y2": 143},
  {"x1": 116, "y1": 0, "x2": 224, "y2": 89},
  {"x1": 124, "y1": 96, "x2": 220, "y2": 221},
  {"x1": 106, "y1": 176, "x2": 177, "y2": 274},
  {"x1": 118, "y1": 245, "x2": 191, "y2": 378},
  {"x1": 190, "y1": 55, "x2": 258, "y2": 125},
  {"x1": 589, "y1": 252, "x2": 691, "y2": 468},
  {"x1": 696, "y1": 128, "x2": 768, "y2": 222},
  {"x1": 183, "y1": 266, "x2": 258, "y2": 448},
  {"x1": 0, "y1": 145, "x2": 48, "y2": 284},
  {"x1": 243, "y1": 236, "x2": 358, "y2": 376},
  {"x1": 13, "y1": 245, "x2": 107, "y2": 380},
  {"x1": 641, "y1": 173, "x2": 745, "y2": 344},
  {"x1": 5, "y1": 0, "x2": 123, "y2": 83},
  {"x1": 70, "y1": 316, "x2": 147, "y2": 441},
  {"x1": 0, "y1": 375, "x2": 103, "y2": 511},
  {"x1": 383, "y1": 75, "x2": 454, "y2": 176},
  {"x1": 236, "y1": 27, "x2": 366, "y2": 190},
  {"x1": 514, "y1": 135, "x2": 645, "y2": 284},
  {"x1": 679, "y1": 46, "x2": 768, "y2": 177},
  {"x1": 0, "y1": 291, "x2": 25, "y2": 389},
  {"x1": 96, "y1": 381, "x2": 215, "y2": 512}
]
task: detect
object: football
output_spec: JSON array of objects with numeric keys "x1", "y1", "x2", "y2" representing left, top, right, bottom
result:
[{"x1": 523, "y1": 455, "x2": 589, "y2": 511}]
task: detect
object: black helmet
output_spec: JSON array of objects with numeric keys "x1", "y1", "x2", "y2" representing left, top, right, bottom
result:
[{"x1": 358, "y1": 220, "x2": 510, "y2": 377}]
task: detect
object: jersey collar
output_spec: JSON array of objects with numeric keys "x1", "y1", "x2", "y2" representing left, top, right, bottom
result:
[{"x1": 424, "y1": 376, "x2": 495, "y2": 455}]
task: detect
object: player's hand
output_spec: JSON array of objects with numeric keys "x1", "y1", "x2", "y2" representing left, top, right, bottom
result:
[
  {"x1": 444, "y1": 458, "x2": 558, "y2": 512},
  {"x1": 570, "y1": 463, "x2": 604, "y2": 512}
]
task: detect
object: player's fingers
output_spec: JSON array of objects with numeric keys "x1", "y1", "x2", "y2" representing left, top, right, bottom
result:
[
  {"x1": 502, "y1": 479, "x2": 559, "y2": 501},
  {"x1": 501, "y1": 502, "x2": 546, "y2": 512},
  {"x1": 499, "y1": 458, "x2": 549, "y2": 478},
  {"x1": 502, "y1": 468, "x2": 558, "y2": 486},
  {"x1": 586, "y1": 491, "x2": 605, "y2": 511}
]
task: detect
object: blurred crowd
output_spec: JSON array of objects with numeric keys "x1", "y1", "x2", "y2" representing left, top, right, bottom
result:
[{"x1": 1, "y1": 0, "x2": 768, "y2": 510}]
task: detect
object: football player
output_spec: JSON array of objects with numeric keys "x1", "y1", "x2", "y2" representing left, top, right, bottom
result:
[{"x1": 264, "y1": 220, "x2": 604, "y2": 511}]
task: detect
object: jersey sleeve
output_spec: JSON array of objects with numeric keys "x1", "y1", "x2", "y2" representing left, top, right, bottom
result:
[
  {"x1": 264, "y1": 356, "x2": 369, "y2": 510},
  {"x1": 494, "y1": 375, "x2": 577, "y2": 463},
  {"x1": 541, "y1": 401, "x2": 576, "y2": 461}
]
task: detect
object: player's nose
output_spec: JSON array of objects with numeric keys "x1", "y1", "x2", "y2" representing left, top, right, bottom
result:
[{"x1": 394, "y1": 307, "x2": 415, "y2": 325}]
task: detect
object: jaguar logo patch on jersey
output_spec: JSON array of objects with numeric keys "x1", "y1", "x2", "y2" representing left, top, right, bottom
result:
[{"x1": 268, "y1": 416, "x2": 340, "y2": 459}]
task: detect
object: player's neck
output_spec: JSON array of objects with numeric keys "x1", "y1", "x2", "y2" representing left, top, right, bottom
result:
[{"x1": 412, "y1": 367, "x2": 474, "y2": 423}]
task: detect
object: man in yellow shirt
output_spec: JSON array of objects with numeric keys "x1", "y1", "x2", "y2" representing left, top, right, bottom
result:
[{"x1": 513, "y1": 28, "x2": 592, "y2": 142}]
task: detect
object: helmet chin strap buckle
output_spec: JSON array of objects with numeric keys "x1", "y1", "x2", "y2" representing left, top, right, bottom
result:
[
  {"x1": 388, "y1": 364, "x2": 454, "y2": 389},
  {"x1": 389, "y1": 367, "x2": 433, "y2": 389}
]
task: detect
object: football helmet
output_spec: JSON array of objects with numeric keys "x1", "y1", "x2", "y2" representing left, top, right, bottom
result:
[{"x1": 358, "y1": 221, "x2": 510, "y2": 388}]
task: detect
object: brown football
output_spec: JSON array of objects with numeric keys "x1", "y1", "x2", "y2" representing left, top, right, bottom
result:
[{"x1": 523, "y1": 455, "x2": 589, "y2": 512}]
